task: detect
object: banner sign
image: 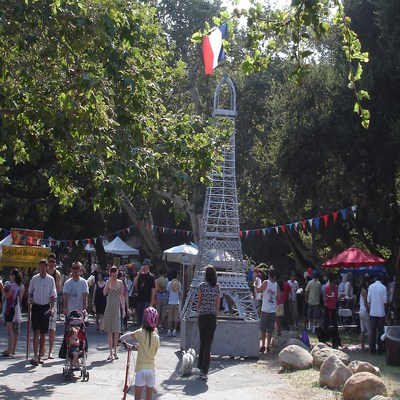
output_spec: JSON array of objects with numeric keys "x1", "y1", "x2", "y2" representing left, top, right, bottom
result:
[
  {"x1": 11, "y1": 228, "x2": 44, "y2": 246},
  {"x1": 2, "y1": 245, "x2": 50, "y2": 264}
]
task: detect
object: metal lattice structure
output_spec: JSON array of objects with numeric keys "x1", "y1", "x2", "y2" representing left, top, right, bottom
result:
[{"x1": 181, "y1": 76, "x2": 259, "y2": 323}]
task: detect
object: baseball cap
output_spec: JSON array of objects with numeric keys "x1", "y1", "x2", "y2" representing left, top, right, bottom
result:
[{"x1": 142, "y1": 258, "x2": 152, "y2": 266}]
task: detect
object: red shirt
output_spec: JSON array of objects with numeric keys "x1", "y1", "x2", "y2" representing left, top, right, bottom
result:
[
  {"x1": 283, "y1": 281, "x2": 291, "y2": 302},
  {"x1": 323, "y1": 283, "x2": 338, "y2": 310}
]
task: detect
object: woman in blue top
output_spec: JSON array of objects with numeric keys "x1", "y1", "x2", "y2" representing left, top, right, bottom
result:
[{"x1": 197, "y1": 265, "x2": 220, "y2": 381}]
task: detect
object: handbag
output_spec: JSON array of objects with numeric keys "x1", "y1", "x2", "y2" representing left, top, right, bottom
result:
[{"x1": 12, "y1": 297, "x2": 22, "y2": 324}]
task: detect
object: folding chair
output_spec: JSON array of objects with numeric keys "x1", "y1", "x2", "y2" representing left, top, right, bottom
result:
[{"x1": 338, "y1": 308, "x2": 356, "y2": 327}]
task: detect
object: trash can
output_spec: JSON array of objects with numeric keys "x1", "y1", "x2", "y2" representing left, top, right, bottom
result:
[{"x1": 385, "y1": 326, "x2": 400, "y2": 366}]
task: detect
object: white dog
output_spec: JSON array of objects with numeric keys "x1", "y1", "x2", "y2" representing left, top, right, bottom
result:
[{"x1": 181, "y1": 348, "x2": 196, "y2": 377}]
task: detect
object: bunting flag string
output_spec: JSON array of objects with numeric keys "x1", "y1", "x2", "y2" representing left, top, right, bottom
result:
[{"x1": 0, "y1": 205, "x2": 356, "y2": 250}]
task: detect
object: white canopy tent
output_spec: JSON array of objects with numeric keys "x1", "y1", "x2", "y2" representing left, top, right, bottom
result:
[
  {"x1": 0, "y1": 234, "x2": 12, "y2": 253},
  {"x1": 103, "y1": 236, "x2": 139, "y2": 256}
]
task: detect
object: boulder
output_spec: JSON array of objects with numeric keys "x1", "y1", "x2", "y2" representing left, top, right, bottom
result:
[
  {"x1": 348, "y1": 360, "x2": 381, "y2": 376},
  {"x1": 319, "y1": 354, "x2": 353, "y2": 389},
  {"x1": 370, "y1": 396, "x2": 392, "y2": 400},
  {"x1": 343, "y1": 372, "x2": 388, "y2": 400},
  {"x1": 287, "y1": 338, "x2": 310, "y2": 352},
  {"x1": 278, "y1": 345, "x2": 313, "y2": 371},
  {"x1": 312, "y1": 346, "x2": 350, "y2": 368}
]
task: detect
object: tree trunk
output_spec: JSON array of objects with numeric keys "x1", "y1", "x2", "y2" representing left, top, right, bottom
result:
[{"x1": 121, "y1": 194, "x2": 165, "y2": 271}]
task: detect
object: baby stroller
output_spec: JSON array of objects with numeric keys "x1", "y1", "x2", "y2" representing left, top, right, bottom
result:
[{"x1": 61, "y1": 310, "x2": 89, "y2": 381}]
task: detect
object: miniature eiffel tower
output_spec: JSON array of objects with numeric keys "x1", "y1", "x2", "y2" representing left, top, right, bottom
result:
[{"x1": 180, "y1": 77, "x2": 259, "y2": 357}]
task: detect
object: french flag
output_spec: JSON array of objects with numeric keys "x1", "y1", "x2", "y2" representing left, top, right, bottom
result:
[{"x1": 202, "y1": 23, "x2": 227, "y2": 75}]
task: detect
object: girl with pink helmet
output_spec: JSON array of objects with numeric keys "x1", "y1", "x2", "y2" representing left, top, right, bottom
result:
[{"x1": 120, "y1": 307, "x2": 160, "y2": 400}]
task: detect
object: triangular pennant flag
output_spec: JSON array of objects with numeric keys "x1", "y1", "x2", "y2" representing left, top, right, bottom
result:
[
  {"x1": 280, "y1": 225, "x2": 286, "y2": 233},
  {"x1": 274, "y1": 226, "x2": 279, "y2": 234},
  {"x1": 322, "y1": 214, "x2": 329, "y2": 228},
  {"x1": 301, "y1": 220, "x2": 307, "y2": 231},
  {"x1": 313, "y1": 217, "x2": 320, "y2": 230},
  {"x1": 332, "y1": 211, "x2": 339, "y2": 223},
  {"x1": 341, "y1": 208, "x2": 347, "y2": 220},
  {"x1": 287, "y1": 223, "x2": 293, "y2": 231}
]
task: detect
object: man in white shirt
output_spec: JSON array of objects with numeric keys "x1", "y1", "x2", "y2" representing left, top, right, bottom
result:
[
  {"x1": 367, "y1": 275, "x2": 388, "y2": 355},
  {"x1": 255, "y1": 268, "x2": 279, "y2": 353},
  {"x1": 28, "y1": 259, "x2": 57, "y2": 366},
  {"x1": 63, "y1": 262, "x2": 89, "y2": 317},
  {"x1": 288, "y1": 272, "x2": 299, "y2": 330}
]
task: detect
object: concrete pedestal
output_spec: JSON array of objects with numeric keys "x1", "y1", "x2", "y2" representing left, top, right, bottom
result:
[{"x1": 180, "y1": 317, "x2": 260, "y2": 358}]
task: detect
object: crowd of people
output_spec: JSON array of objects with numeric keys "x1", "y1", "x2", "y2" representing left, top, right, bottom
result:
[
  {"x1": 0, "y1": 253, "x2": 222, "y2": 398},
  {"x1": 251, "y1": 265, "x2": 390, "y2": 354}
]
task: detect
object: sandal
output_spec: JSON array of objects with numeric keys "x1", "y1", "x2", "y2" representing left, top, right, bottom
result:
[
  {"x1": 107, "y1": 355, "x2": 113, "y2": 361},
  {"x1": 2, "y1": 351, "x2": 10, "y2": 357},
  {"x1": 113, "y1": 353, "x2": 119, "y2": 359}
]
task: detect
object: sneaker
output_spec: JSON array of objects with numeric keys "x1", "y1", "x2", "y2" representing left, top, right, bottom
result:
[
  {"x1": 172, "y1": 329, "x2": 177, "y2": 337},
  {"x1": 259, "y1": 346, "x2": 266, "y2": 353},
  {"x1": 167, "y1": 330, "x2": 172, "y2": 337}
]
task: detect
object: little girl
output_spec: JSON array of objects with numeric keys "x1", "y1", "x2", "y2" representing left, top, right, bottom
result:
[
  {"x1": 120, "y1": 307, "x2": 160, "y2": 400},
  {"x1": 69, "y1": 327, "x2": 80, "y2": 369}
]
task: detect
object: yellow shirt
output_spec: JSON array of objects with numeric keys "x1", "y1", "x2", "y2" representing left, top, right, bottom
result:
[{"x1": 134, "y1": 328, "x2": 160, "y2": 372}]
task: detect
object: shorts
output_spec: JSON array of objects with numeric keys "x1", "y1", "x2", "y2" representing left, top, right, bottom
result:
[
  {"x1": 359, "y1": 309, "x2": 370, "y2": 333},
  {"x1": 276, "y1": 304, "x2": 284, "y2": 317},
  {"x1": 4, "y1": 308, "x2": 15, "y2": 323},
  {"x1": 167, "y1": 304, "x2": 180, "y2": 324},
  {"x1": 135, "y1": 369, "x2": 156, "y2": 388},
  {"x1": 260, "y1": 311, "x2": 276, "y2": 335},
  {"x1": 49, "y1": 303, "x2": 58, "y2": 330},
  {"x1": 31, "y1": 303, "x2": 50, "y2": 334}
]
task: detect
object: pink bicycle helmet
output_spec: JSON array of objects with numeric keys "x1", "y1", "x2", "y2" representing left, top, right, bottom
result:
[{"x1": 143, "y1": 307, "x2": 159, "y2": 328}]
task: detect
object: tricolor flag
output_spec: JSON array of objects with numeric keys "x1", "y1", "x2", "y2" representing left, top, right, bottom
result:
[{"x1": 202, "y1": 23, "x2": 227, "y2": 75}]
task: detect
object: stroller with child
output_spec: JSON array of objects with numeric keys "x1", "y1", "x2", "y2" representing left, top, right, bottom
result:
[{"x1": 60, "y1": 310, "x2": 89, "y2": 381}]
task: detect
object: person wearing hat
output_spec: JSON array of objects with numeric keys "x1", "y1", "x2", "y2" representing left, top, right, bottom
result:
[{"x1": 134, "y1": 258, "x2": 156, "y2": 326}]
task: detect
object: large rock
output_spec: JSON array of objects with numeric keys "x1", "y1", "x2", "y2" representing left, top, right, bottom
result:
[
  {"x1": 343, "y1": 372, "x2": 388, "y2": 400},
  {"x1": 287, "y1": 338, "x2": 310, "y2": 352},
  {"x1": 319, "y1": 354, "x2": 353, "y2": 389},
  {"x1": 370, "y1": 396, "x2": 392, "y2": 400},
  {"x1": 348, "y1": 360, "x2": 381, "y2": 376},
  {"x1": 312, "y1": 346, "x2": 350, "y2": 368},
  {"x1": 278, "y1": 344, "x2": 313, "y2": 370}
]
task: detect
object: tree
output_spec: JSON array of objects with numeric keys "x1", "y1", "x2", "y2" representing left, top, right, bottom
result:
[{"x1": 0, "y1": 0, "x2": 231, "y2": 266}]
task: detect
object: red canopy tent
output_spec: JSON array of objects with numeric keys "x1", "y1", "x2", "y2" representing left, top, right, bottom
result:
[{"x1": 323, "y1": 246, "x2": 386, "y2": 269}]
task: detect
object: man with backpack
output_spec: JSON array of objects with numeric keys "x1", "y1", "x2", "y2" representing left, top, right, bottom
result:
[{"x1": 155, "y1": 271, "x2": 168, "y2": 331}]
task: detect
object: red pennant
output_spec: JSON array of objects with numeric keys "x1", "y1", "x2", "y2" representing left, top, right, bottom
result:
[
  {"x1": 280, "y1": 225, "x2": 286, "y2": 233},
  {"x1": 322, "y1": 214, "x2": 329, "y2": 227},
  {"x1": 332, "y1": 211, "x2": 339, "y2": 223},
  {"x1": 301, "y1": 220, "x2": 307, "y2": 230}
]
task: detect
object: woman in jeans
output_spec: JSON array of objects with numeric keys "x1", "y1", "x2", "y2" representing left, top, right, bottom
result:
[{"x1": 197, "y1": 265, "x2": 220, "y2": 381}]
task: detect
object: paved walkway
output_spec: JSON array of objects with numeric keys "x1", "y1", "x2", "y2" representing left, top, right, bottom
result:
[{"x1": 0, "y1": 314, "x2": 292, "y2": 400}]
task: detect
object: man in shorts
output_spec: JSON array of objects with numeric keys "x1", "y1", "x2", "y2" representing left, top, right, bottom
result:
[
  {"x1": 255, "y1": 268, "x2": 280, "y2": 353},
  {"x1": 28, "y1": 259, "x2": 57, "y2": 366}
]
